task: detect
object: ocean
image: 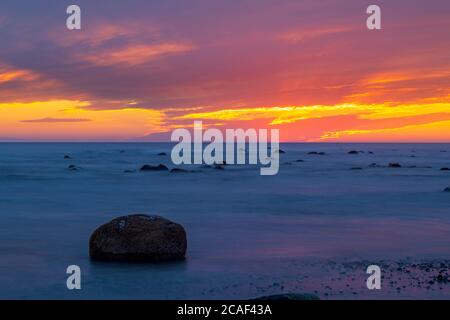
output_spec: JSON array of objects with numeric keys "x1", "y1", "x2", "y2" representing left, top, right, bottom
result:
[{"x1": 1, "y1": 143, "x2": 449, "y2": 299}]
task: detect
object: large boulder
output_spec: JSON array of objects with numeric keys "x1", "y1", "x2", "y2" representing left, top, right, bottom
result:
[{"x1": 89, "y1": 214, "x2": 187, "y2": 262}]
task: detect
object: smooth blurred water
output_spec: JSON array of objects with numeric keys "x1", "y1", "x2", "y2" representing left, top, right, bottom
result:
[{"x1": 0, "y1": 143, "x2": 450, "y2": 299}]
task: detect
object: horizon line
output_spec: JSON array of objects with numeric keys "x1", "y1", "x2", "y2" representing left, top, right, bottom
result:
[{"x1": 1, "y1": 141, "x2": 450, "y2": 144}]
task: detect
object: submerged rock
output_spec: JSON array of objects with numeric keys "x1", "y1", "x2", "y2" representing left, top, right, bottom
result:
[
  {"x1": 444, "y1": 187, "x2": 450, "y2": 192},
  {"x1": 140, "y1": 164, "x2": 169, "y2": 171},
  {"x1": 275, "y1": 149, "x2": 286, "y2": 154},
  {"x1": 435, "y1": 274, "x2": 449, "y2": 283},
  {"x1": 389, "y1": 163, "x2": 402, "y2": 168},
  {"x1": 252, "y1": 293, "x2": 320, "y2": 301},
  {"x1": 157, "y1": 152, "x2": 167, "y2": 156},
  {"x1": 170, "y1": 168, "x2": 189, "y2": 173},
  {"x1": 67, "y1": 164, "x2": 80, "y2": 171},
  {"x1": 308, "y1": 151, "x2": 326, "y2": 155},
  {"x1": 350, "y1": 167, "x2": 363, "y2": 170},
  {"x1": 123, "y1": 169, "x2": 136, "y2": 173},
  {"x1": 440, "y1": 167, "x2": 450, "y2": 171},
  {"x1": 64, "y1": 155, "x2": 71, "y2": 159},
  {"x1": 294, "y1": 159, "x2": 304, "y2": 162},
  {"x1": 348, "y1": 150, "x2": 359, "y2": 155},
  {"x1": 89, "y1": 214, "x2": 187, "y2": 262}
]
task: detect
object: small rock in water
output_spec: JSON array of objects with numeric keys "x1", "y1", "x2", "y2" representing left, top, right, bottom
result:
[
  {"x1": 308, "y1": 151, "x2": 326, "y2": 155},
  {"x1": 64, "y1": 155, "x2": 71, "y2": 159},
  {"x1": 123, "y1": 169, "x2": 136, "y2": 173},
  {"x1": 436, "y1": 274, "x2": 449, "y2": 283},
  {"x1": 170, "y1": 168, "x2": 189, "y2": 173},
  {"x1": 275, "y1": 149, "x2": 286, "y2": 154},
  {"x1": 140, "y1": 164, "x2": 169, "y2": 171},
  {"x1": 67, "y1": 164, "x2": 80, "y2": 171},
  {"x1": 440, "y1": 167, "x2": 450, "y2": 171},
  {"x1": 348, "y1": 150, "x2": 359, "y2": 155},
  {"x1": 444, "y1": 187, "x2": 450, "y2": 192},
  {"x1": 157, "y1": 152, "x2": 167, "y2": 156},
  {"x1": 294, "y1": 159, "x2": 304, "y2": 162},
  {"x1": 389, "y1": 163, "x2": 402, "y2": 168},
  {"x1": 89, "y1": 214, "x2": 187, "y2": 262},
  {"x1": 350, "y1": 167, "x2": 363, "y2": 170}
]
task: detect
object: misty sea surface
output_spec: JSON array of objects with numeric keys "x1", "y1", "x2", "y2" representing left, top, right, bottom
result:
[{"x1": 1, "y1": 143, "x2": 450, "y2": 299}]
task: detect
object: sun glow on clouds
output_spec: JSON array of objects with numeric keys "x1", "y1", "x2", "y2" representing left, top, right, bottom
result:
[
  {"x1": 178, "y1": 103, "x2": 450, "y2": 123},
  {"x1": 1, "y1": 1, "x2": 449, "y2": 142},
  {"x1": 0, "y1": 100, "x2": 165, "y2": 140},
  {"x1": 363, "y1": 70, "x2": 450, "y2": 85},
  {"x1": 319, "y1": 120, "x2": 450, "y2": 142},
  {"x1": 177, "y1": 102, "x2": 450, "y2": 142}
]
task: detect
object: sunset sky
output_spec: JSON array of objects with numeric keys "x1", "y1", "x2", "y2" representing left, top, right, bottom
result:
[{"x1": 0, "y1": 0, "x2": 449, "y2": 142}]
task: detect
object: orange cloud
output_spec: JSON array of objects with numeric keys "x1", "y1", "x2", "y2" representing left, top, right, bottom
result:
[
  {"x1": 47, "y1": 21, "x2": 194, "y2": 67},
  {"x1": 0, "y1": 65, "x2": 39, "y2": 84},
  {"x1": 363, "y1": 69, "x2": 450, "y2": 86},
  {"x1": 48, "y1": 22, "x2": 159, "y2": 47},
  {"x1": 318, "y1": 120, "x2": 450, "y2": 142},
  {"x1": 279, "y1": 26, "x2": 353, "y2": 43},
  {"x1": 79, "y1": 43, "x2": 194, "y2": 66}
]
